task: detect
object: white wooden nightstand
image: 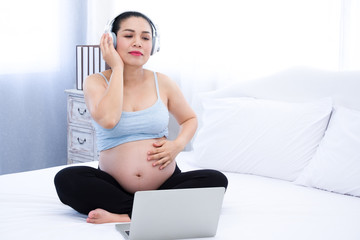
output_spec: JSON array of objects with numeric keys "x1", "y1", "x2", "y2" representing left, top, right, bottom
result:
[{"x1": 65, "y1": 89, "x2": 98, "y2": 164}]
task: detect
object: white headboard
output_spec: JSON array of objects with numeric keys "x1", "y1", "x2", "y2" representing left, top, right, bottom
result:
[{"x1": 204, "y1": 67, "x2": 360, "y2": 110}]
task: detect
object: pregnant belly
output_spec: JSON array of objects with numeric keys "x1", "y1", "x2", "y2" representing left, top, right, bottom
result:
[{"x1": 98, "y1": 138, "x2": 176, "y2": 194}]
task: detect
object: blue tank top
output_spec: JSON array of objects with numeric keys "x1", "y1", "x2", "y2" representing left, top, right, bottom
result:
[{"x1": 92, "y1": 71, "x2": 169, "y2": 151}]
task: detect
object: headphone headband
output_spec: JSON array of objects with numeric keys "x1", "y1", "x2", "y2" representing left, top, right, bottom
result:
[{"x1": 104, "y1": 12, "x2": 160, "y2": 55}]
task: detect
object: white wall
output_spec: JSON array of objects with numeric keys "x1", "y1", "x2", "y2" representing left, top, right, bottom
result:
[{"x1": 86, "y1": 0, "x2": 360, "y2": 104}]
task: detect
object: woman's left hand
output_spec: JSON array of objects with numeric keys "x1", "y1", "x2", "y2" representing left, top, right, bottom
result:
[{"x1": 147, "y1": 139, "x2": 181, "y2": 170}]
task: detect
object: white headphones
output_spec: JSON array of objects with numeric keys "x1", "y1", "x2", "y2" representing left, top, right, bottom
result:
[{"x1": 104, "y1": 12, "x2": 160, "y2": 55}]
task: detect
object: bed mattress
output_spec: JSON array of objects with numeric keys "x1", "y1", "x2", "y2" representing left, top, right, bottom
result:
[{"x1": 1, "y1": 151, "x2": 360, "y2": 240}]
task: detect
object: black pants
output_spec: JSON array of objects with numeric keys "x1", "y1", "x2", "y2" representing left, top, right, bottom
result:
[{"x1": 54, "y1": 164, "x2": 228, "y2": 217}]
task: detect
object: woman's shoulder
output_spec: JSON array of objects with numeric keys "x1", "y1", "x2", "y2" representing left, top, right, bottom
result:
[
  {"x1": 84, "y1": 70, "x2": 111, "y2": 92},
  {"x1": 152, "y1": 71, "x2": 177, "y2": 89},
  {"x1": 86, "y1": 70, "x2": 112, "y2": 82}
]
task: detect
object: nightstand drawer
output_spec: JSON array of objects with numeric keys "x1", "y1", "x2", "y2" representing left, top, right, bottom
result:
[
  {"x1": 67, "y1": 154, "x2": 94, "y2": 164},
  {"x1": 68, "y1": 126, "x2": 96, "y2": 157},
  {"x1": 68, "y1": 97, "x2": 92, "y2": 126}
]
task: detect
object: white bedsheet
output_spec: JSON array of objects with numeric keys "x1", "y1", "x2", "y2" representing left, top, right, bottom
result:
[{"x1": 1, "y1": 151, "x2": 360, "y2": 240}]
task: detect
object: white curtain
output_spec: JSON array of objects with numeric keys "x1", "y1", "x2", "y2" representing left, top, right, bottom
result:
[
  {"x1": 0, "y1": 1, "x2": 60, "y2": 74},
  {"x1": 0, "y1": 0, "x2": 87, "y2": 174},
  {"x1": 340, "y1": 0, "x2": 360, "y2": 71}
]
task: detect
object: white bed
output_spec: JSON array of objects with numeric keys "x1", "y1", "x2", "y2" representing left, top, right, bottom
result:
[
  {"x1": 1, "y1": 67, "x2": 360, "y2": 240},
  {"x1": 1, "y1": 155, "x2": 360, "y2": 240}
]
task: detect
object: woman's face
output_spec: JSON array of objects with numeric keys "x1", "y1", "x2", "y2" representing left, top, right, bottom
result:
[{"x1": 115, "y1": 16, "x2": 153, "y2": 67}]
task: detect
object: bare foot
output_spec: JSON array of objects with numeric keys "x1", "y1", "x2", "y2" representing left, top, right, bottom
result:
[{"x1": 86, "y1": 208, "x2": 131, "y2": 224}]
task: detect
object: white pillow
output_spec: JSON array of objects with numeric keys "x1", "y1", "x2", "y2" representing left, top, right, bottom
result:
[
  {"x1": 192, "y1": 97, "x2": 333, "y2": 181},
  {"x1": 295, "y1": 106, "x2": 360, "y2": 197}
]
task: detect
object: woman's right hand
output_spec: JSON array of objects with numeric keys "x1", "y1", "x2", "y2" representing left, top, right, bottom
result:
[{"x1": 100, "y1": 33, "x2": 124, "y2": 70}]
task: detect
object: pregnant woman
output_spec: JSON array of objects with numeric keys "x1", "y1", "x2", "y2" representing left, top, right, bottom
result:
[{"x1": 54, "y1": 11, "x2": 228, "y2": 224}]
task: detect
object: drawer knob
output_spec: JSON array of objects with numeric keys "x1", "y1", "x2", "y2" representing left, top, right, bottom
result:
[
  {"x1": 78, "y1": 108, "x2": 87, "y2": 115},
  {"x1": 77, "y1": 137, "x2": 87, "y2": 145}
]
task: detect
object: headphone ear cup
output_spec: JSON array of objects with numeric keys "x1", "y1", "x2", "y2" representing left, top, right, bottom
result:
[
  {"x1": 151, "y1": 37, "x2": 156, "y2": 55},
  {"x1": 154, "y1": 37, "x2": 160, "y2": 55},
  {"x1": 110, "y1": 32, "x2": 117, "y2": 49},
  {"x1": 151, "y1": 30, "x2": 160, "y2": 55}
]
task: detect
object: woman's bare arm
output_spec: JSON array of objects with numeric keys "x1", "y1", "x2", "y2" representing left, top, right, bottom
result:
[
  {"x1": 83, "y1": 33, "x2": 124, "y2": 129},
  {"x1": 147, "y1": 73, "x2": 198, "y2": 169}
]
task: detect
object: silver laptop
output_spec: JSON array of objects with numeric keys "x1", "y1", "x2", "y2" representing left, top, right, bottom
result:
[{"x1": 115, "y1": 187, "x2": 225, "y2": 240}]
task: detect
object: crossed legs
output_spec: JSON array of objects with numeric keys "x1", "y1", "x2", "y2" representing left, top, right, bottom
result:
[{"x1": 54, "y1": 165, "x2": 228, "y2": 224}]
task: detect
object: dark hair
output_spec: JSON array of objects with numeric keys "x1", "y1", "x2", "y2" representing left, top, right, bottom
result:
[{"x1": 111, "y1": 11, "x2": 155, "y2": 36}]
